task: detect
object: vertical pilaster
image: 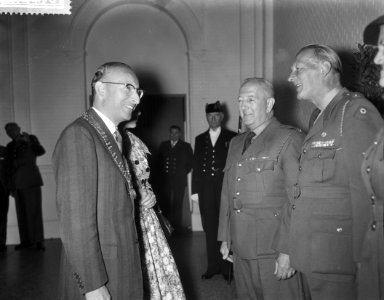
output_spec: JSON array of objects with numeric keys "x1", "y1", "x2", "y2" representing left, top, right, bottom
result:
[{"x1": 10, "y1": 16, "x2": 31, "y2": 132}]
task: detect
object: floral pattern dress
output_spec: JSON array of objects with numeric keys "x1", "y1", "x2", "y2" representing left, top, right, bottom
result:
[{"x1": 127, "y1": 131, "x2": 186, "y2": 300}]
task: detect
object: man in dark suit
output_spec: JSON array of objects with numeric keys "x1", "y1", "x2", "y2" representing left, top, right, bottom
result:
[
  {"x1": 158, "y1": 125, "x2": 193, "y2": 231},
  {"x1": 287, "y1": 44, "x2": 383, "y2": 299},
  {"x1": 52, "y1": 62, "x2": 154, "y2": 300},
  {"x1": 0, "y1": 141, "x2": 8, "y2": 252},
  {"x1": 192, "y1": 101, "x2": 236, "y2": 280},
  {"x1": 5, "y1": 122, "x2": 45, "y2": 251},
  {"x1": 218, "y1": 78, "x2": 305, "y2": 299}
]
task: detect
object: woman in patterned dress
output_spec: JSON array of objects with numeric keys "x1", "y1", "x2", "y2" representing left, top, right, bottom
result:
[{"x1": 120, "y1": 115, "x2": 186, "y2": 300}]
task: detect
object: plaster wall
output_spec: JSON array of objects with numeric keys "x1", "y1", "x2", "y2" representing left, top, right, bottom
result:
[{"x1": 1, "y1": 0, "x2": 263, "y2": 242}]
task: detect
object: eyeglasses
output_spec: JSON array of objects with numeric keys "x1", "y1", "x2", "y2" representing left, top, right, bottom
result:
[{"x1": 100, "y1": 81, "x2": 144, "y2": 98}]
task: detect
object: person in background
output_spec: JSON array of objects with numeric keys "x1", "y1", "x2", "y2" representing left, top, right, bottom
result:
[
  {"x1": 218, "y1": 78, "x2": 305, "y2": 299},
  {"x1": 192, "y1": 101, "x2": 237, "y2": 280},
  {"x1": 0, "y1": 137, "x2": 8, "y2": 253},
  {"x1": 53, "y1": 62, "x2": 146, "y2": 300},
  {"x1": 5, "y1": 122, "x2": 45, "y2": 251},
  {"x1": 287, "y1": 44, "x2": 383, "y2": 299},
  {"x1": 357, "y1": 15, "x2": 384, "y2": 300},
  {"x1": 158, "y1": 125, "x2": 193, "y2": 232}
]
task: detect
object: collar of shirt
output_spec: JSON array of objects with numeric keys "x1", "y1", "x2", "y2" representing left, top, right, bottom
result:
[
  {"x1": 92, "y1": 107, "x2": 117, "y2": 136},
  {"x1": 209, "y1": 127, "x2": 221, "y2": 146},
  {"x1": 314, "y1": 88, "x2": 341, "y2": 124},
  {"x1": 171, "y1": 140, "x2": 178, "y2": 147},
  {"x1": 320, "y1": 87, "x2": 341, "y2": 113}
]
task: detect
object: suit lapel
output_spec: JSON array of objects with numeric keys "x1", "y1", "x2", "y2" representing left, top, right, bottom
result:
[{"x1": 81, "y1": 109, "x2": 136, "y2": 200}]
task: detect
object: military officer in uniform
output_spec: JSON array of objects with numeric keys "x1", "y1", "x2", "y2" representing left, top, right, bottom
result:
[
  {"x1": 287, "y1": 44, "x2": 383, "y2": 299},
  {"x1": 192, "y1": 101, "x2": 236, "y2": 280},
  {"x1": 218, "y1": 78, "x2": 305, "y2": 299},
  {"x1": 158, "y1": 125, "x2": 193, "y2": 231},
  {"x1": 357, "y1": 15, "x2": 384, "y2": 300}
]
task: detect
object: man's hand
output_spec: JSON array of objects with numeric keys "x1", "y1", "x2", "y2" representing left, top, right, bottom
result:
[
  {"x1": 274, "y1": 253, "x2": 296, "y2": 280},
  {"x1": 220, "y1": 241, "x2": 230, "y2": 260},
  {"x1": 85, "y1": 286, "x2": 110, "y2": 300},
  {"x1": 140, "y1": 189, "x2": 156, "y2": 209}
]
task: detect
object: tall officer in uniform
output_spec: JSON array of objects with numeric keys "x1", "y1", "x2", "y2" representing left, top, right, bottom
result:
[
  {"x1": 358, "y1": 15, "x2": 384, "y2": 300},
  {"x1": 158, "y1": 125, "x2": 193, "y2": 231},
  {"x1": 192, "y1": 101, "x2": 236, "y2": 280},
  {"x1": 218, "y1": 78, "x2": 305, "y2": 299},
  {"x1": 287, "y1": 44, "x2": 383, "y2": 299}
]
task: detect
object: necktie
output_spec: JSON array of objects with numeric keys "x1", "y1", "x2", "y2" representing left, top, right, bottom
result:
[
  {"x1": 113, "y1": 129, "x2": 122, "y2": 152},
  {"x1": 242, "y1": 131, "x2": 256, "y2": 154}
]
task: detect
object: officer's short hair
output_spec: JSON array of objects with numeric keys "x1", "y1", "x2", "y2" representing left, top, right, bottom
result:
[
  {"x1": 170, "y1": 125, "x2": 181, "y2": 132},
  {"x1": 240, "y1": 77, "x2": 274, "y2": 100},
  {"x1": 297, "y1": 44, "x2": 342, "y2": 75}
]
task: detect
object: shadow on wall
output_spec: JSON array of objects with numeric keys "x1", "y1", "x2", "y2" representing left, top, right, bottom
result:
[
  {"x1": 338, "y1": 47, "x2": 359, "y2": 92},
  {"x1": 273, "y1": 80, "x2": 315, "y2": 133},
  {"x1": 219, "y1": 102, "x2": 234, "y2": 132},
  {"x1": 129, "y1": 69, "x2": 166, "y2": 152}
]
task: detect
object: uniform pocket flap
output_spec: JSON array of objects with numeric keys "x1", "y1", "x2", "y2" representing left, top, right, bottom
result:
[
  {"x1": 311, "y1": 214, "x2": 352, "y2": 234},
  {"x1": 307, "y1": 148, "x2": 337, "y2": 160},
  {"x1": 248, "y1": 159, "x2": 275, "y2": 173}
]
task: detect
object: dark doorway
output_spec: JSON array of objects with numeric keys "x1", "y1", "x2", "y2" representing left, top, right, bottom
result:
[
  {"x1": 130, "y1": 94, "x2": 186, "y2": 154},
  {"x1": 130, "y1": 94, "x2": 191, "y2": 228}
]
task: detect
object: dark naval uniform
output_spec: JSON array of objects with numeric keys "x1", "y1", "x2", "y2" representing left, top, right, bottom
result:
[
  {"x1": 158, "y1": 139, "x2": 193, "y2": 228},
  {"x1": 358, "y1": 127, "x2": 384, "y2": 300},
  {"x1": 289, "y1": 90, "x2": 383, "y2": 299},
  {"x1": 192, "y1": 128, "x2": 236, "y2": 275},
  {"x1": 218, "y1": 118, "x2": 305, "y2": 300}
]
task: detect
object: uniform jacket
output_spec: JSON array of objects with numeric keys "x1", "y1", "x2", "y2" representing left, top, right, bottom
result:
[
  {"x1": 358, "y1": 127, "x2": 384, "y2": 300},
  {"x1": 288, "y1": 89, "x2": 383, "y2": 277},
  {"x1": 192, "y1": 128, "x2": 236, "y2": 194},
  {"x1": 218, "y1": 118, "x2": 304, "y2": 259},
  {"x1": 52, "y1": 109, "x2": 143, "y2": 300},
  {"x1": 158, "y1": 140, "x2": 193, "y2": 186},
  {"x1": 361, "y1": 127, "x2": 384, "y2": 221},
  {"x1": 5, "y1": 134, "x2": 45, "y2": 190}
]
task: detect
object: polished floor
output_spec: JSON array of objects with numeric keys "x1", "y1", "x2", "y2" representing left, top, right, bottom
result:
[{"x1": 0, "y1": 232, "x2": 237, "y2": 300}]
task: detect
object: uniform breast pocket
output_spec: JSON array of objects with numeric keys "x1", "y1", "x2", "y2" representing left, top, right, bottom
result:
[
  {"x1": 310, "y1": 214, "x2": 355, "y2": 275},
  {"x1": 307, "y1": 148, "x2": 337, "y2": 182},
  {"x1": 246, "y1": 159, "x2": 276, "y2": 189}
]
